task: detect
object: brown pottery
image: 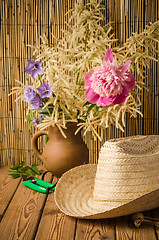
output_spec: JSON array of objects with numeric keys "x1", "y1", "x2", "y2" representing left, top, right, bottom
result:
[{"x1": 31, "y1": 123, "x2": 89, "y2": 177}]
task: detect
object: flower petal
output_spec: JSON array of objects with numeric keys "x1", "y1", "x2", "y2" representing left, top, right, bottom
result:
[
  {"x1": 119, "y1": 60, "x2": 131, "y2": 71},
  {"x1": 37, "y1": 67, "x2": 44, "y2": 75},
  {"x1": 28, "y1": 60, "x2": 35, "y2": 65},
  {"x1": 85, "y1": 72, "x2": 93, "y2": 88},
  {"x1": 96, "y1": 96, "x2": 114, "y2": 106},
  {"x1": 30, "y1": 95, "x2": 43, "y2": 109},
  {"x1": 24, "y1": 60, "x2": 35, "y2": 71},
  {"x1": 35, "y1": 61, "x2": 42, "y2": 67},
  {"x1": 104, "y1": 48, "x2": 114, "y2": 63},
  {"x1": 122, "y1": 85, "x2": 129, "y2": 96},
  {"x1": 112, "y1": 93, "x2": 128, "y2": 105},
  {"x1": 85, "y1": 87, "x2": 100, "y2": 104},
  {"x1": 31, "y1": 70, "x2": 39, "y2": 79},
  {"x1": 125, "y1": 72, "x2": 135, "y2": 90},
  {"x1": 24, "y1": 66, "x2": 33, "y2": 73}
]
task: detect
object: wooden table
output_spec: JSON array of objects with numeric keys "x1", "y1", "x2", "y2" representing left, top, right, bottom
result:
[{"x1": 0, "y1": 166, "x2": 159, "y2": 240}]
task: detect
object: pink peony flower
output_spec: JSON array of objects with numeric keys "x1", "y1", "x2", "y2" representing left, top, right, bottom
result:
[{"x1": 85, "y1": 48, "x2": 135, "y2": 106}]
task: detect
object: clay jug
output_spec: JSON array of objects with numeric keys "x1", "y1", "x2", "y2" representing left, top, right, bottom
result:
[{"x1": 31, "y1": 123, "x2": 89, "y2": 177}]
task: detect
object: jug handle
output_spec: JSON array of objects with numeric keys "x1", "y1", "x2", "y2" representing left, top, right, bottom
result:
[{"x1": 31, "y1": 130, "x2": 49, "y2": 161}]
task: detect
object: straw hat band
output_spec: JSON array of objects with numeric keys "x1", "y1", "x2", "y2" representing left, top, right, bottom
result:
[
  {"x1": 99, "y1": 149, "x2": 159, "y2": 158},
  {"x1": 95, "y1": 175, "x2": 159, "y2": 186},
  {"x1": 95, "y1": 161, "x2": 159, "y2": 172},
  {"x1": 95, "y1": 167, "x2": 159, "y2": 178}
]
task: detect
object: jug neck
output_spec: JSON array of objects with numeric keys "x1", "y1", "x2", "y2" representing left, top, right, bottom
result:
[{"x1": 48, "y1": 123, "x2": 82, "y2": 142}]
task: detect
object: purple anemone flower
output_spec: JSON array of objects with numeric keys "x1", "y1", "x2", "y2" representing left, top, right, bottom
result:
[
  {"x1": 37, "y1": 81, "x2": 53, "y2": 98},
  {"x1": 23, "y1": 86, "x2": 36, "y2": 103},
  {"x1": 31, "y1": 117, "x2": 39, "y2": 126},
  {"x1": 24, "y1": 60, "x2": 44, "y2": 79},
  {"x1": 85, "y1": 48, "x2": 135, "y2": 106},
  {"x1": 30, "y1": 94, "x2": 43, "y2": 109}
]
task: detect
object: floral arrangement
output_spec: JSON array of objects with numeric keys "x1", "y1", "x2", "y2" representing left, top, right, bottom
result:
[{"x1": 10, "y1": 0, "x2": 159, "y2": 140}]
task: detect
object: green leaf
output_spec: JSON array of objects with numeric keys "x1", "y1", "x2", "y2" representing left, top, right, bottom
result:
[
  {"x1": 9, "y1": 172, "x2": 18, "y2": 175},
  {"x1": 95, "y1": 106, "x2": 99, "y2": 115},
  {"x1": 38, "y1": 109, "x2": 49, "y2": 114},
  {"x1": 12, "y1": 164, "x2": 20, "y2": 170},
  {"x1": 29, "y1": 121, "x2": 33, "y2": 130},
  {"x1": 45, "y1": 135, "x2": 49, "y2": 143},
  {"x1": 9, "y1": 162, "x2": 40, "y2": 179},
  {"x1": 86, "y1": 104, "x2": 96, "y2": 115},
  {"x1": 75, "y1": 68, "x2": 81, "y2": 74},
  {"x1": 22, "y1": 166, "x2": 30, "y2": 171},
  {"x1": 25, "y1": 114, "x2": 31, "y2": 121},
  {"x1": 21, "y1": 173, "x2": 29, "y2": 176},
  {"x1": 25, "y1": 169, "x2": 34, "y2": 176},
  {"x1": 20, "y1": 161, "x2": 26, "y2": 167},
  {"x1": 31, "y1": 164, "x2": 38, "y2": 167},
  {"x1": 30, "y1": 166, "x2": 40, "y2": 175},
  {"x1": 9, "y1": 173, "x2": 20, "y2": 178},
  {"x1": 23, "y1": 166, "x2": 30, "y2": 171},
  {"x1": 25, "y1": 110, "x2": 34, "y2": 121},
  {"x1": 83, "y1": 101, "x2": 91, "y2": 107},
  {"x1": 9, "y1": 169, "x2": 19, "y2": 173}
]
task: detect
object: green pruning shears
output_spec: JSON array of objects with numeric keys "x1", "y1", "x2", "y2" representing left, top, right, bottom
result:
[{"x1": 22, "y1": 172, "x2": 58, "y2": 194}]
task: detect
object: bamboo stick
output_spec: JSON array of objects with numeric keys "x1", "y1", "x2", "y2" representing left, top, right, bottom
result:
[{"x1": 0, "y1": 0, "x2": 158, "y2": 166}]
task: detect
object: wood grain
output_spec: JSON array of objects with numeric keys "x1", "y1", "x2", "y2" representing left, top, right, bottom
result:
[
  {"x1": 75, "y1": 218, "x2": 115, "y2": 240},
  {"x1": 0, "y1": 170, "x2": 52, "y2": 240},
  {"x1": 0, "y1": 167, "x2": 158, "y2": 240},
  {"x1": 0, "y1": 166, "x2": 21, "y2": 218},
  {"x1": 116, "y1": 213, "x2": 157, "y2": 240},
  {"x1": 35, "y1": 177, "x2": 76, "y2": 240}
]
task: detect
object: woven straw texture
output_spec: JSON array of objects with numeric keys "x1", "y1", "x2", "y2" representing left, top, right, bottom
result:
[
  {"x1": 0, "y1": 0, "x2": 159, "y2": 166},
  {"x1": 54, "y1": 135, "x2": 159, "y2": 219}
]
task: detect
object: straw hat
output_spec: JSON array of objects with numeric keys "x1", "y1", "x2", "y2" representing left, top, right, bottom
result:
[{"x1": 54, "y1": 135, "x2": 159, "y2": 219}]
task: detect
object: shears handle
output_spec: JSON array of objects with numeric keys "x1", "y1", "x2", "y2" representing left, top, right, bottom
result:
[
  {"x1": 35, "y1": 178, "x2": 55, "y2": 189},
  {"x1": 22, "y1": 178, "x2": 55, "y2": 194}
]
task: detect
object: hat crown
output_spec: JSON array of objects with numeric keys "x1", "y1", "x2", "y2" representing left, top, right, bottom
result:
[
  {"x1": 93, "y1": 135, "x2": 159, "y2": 202},
  {"x1": 103, "y1": 135, "x2": 159, "y2": 155}
]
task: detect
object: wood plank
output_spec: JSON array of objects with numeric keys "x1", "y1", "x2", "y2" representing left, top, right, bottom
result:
[
  {"x1": 116, "y1": 212, "x2": 157, "y2": 240},
  {"x1": 75, "y1": 218, "x2": 115, "y2": 240},
  {"x1": 0, "y1": 170, "x2": 52, "y2": 240},
  {"x1": 35, "y1": 178, "x2": 76, "y2": 240},
  {"x1": 0, "y1": 166, "x2": 21, "y2": 218}
]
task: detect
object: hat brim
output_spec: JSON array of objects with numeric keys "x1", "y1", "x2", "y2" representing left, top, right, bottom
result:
[{"x1": 54, "y1": 164, "x2": 159, "y2": 219}]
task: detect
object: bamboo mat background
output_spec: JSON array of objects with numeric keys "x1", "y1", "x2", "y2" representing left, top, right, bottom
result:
[{"x1": 0, "y1": 0, "x2": 159, "y2": 166}]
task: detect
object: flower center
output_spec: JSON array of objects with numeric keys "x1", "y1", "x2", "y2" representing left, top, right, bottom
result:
[
  {"x1": 32, "y1": 65, "x2": 38, "y2": 70},
  {"x1": 43, "y1": 87, "x2": 49, "y2": 93},
  {"x1": 31, "y1": 97, "x2": 39, "y2": 103},
  {"x1": 28, "y1": 90, "x2": 33, "y2": 95}
]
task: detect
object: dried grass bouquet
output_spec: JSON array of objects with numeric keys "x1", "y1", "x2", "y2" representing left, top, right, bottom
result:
[{"x1": 10, "y1": 0, "x2": 159, "y2": 140}]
